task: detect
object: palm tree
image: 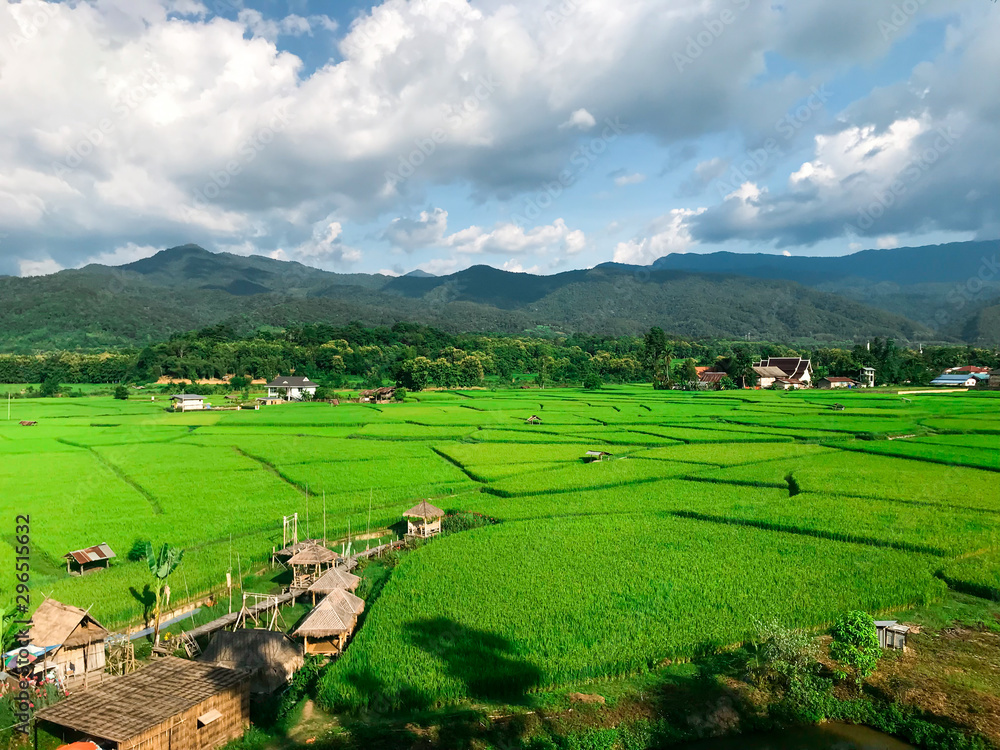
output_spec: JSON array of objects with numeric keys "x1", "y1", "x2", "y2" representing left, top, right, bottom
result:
[{"x1": 145, "y1": 542, "x2": 184, "y2": 645}]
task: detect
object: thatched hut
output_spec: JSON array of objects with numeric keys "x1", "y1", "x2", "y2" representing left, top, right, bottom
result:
[
  {"x1": 525, "y1": 415, "x2": 542, "y2": 425},
  {"x1": 403, "y1": 500, "x2": 445, "y2": 538},
  {"x1": 287, "y1": 543, "x2": 337, "y2": 590},
  {"x1": 34, "y1": 656, "x2": 249, "y2": 750},
  {"x1": 293, "y1": 589, "x2": 365, "y2": 655},
  {"x1": 200, "y1": 630, "x2": 304, "y2": 694},
  {"x1": 307, "y1": 566, "x2": 362, "y2": 605},
  {"x1": 27, "y1": 599, "x2": 109, "y2": 690}
]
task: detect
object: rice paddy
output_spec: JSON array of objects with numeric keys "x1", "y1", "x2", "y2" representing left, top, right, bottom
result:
[{"x1": 1, "y1": 386, "x2": 997, "y2": 709}]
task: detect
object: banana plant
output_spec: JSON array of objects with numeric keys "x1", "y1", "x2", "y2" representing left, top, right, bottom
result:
[{"x1": 145, "y1": 542, "x2": 184, "y2": 646}]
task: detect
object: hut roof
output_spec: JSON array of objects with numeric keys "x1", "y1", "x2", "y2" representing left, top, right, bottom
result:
[
  {"x1": 64, "y1": 543, "x2": 115, "y2": 565},
  {"x1": 287, "y1": 543, "x2": 337, "y2": 566},
  {"x1": 403, "y1": 500, "x2": 445, "y2": 520},
  {"x1": 584, "y1": 450, "x2": 611, "y2": 457},
  {"x1": 308, "y1": 566, "x2": 362, "y2": 594},
  {"x1": 200, "y1": 630, "x2": 303, "y2": 693},
  {"x1": 266, "y1": 376, "x2": 317, "y2": 388},
  {"x1": 293, "y1": 590, "x2": 365, "y2": 638},
  {"x1": 29, "y1": 599, "x2": 109, "y2": 650},
  {"x1": 275, "y1": 538, "x2": 324, "y2": 558},
  {"x1": 34, "y1": 657, "x2": 247, "y2": 742}
]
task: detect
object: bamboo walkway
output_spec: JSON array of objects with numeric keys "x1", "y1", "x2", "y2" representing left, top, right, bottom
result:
[{"x1": 184, "y1": 590, "x2": 302, "y2": 640}]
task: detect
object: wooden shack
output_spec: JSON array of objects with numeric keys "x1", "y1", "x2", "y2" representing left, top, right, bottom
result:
[
  {"x1": 583, "y1": 450, "x2": 612, "y2": 463},
  {"x1": 359, "y1": 386, "x2": 398, "y2": 404},
  {"x1": 403, "y1": 500, "x2": 445, "y2": 538},
  {"x1": 875, "y1": 620, "x2": 911, "y2": 650},
  {"x1": 307, "y1": 565, "x2": 362, "y2": 604},
  {"x1": 199, "y1": 630, "x2": 303, "y2": 695},
  {"x1": 64, "y1": 543, "x2": 116, "y2": 575},
  {"x1": 35, "y1": 657, "x2": 249, "y2": 750},
  {"x1": 525, "y1": 415, "x2": 542, "y2": 425},
  {"x1": 293, "y1": 589, "x2": 365, "y2": 655},
  {"x1": 28, "y1": 599, "x2": 109, "y2": 690},
  {"x1": 287, "y1": 542, "x2": 337, "y2": 590}
]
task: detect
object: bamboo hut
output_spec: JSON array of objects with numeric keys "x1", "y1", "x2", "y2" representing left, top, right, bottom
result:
[
  {"x1": 199, "y1": 630, "x2": 303, "y2": 694},
  {"x1": 292, "y1": 589, "x2": 365, "y2": 655},
  {"x1": 64, "y1": 543, "x2": 116, "y2": 576},
  {"x1": 403, "y1": 500, "x2": 445, "y2": 538},
  {"x1": 27, "y1": 599, "x2": 109, "y2": 690},
  {"x1": 525, "y1": 415, "x2": 542, "y2": 425},
  {"x1": 307, "y1": 565, "x2": 362, "y2": 604},
  {"x1": 34, "y1": 657, "x2": 249, "y2": 750},
  {"x1": 287, "y1": 543, "x2": 337, "y2": 590}
]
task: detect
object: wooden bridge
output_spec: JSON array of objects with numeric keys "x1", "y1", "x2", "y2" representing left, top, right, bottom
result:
[{"x1": 184, "y1": 590, "x2": 302, "y2": 641}]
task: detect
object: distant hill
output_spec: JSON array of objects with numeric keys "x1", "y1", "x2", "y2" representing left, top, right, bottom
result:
[{"x1": 0, "y1": 243, "x2": 949, "y2": 351}]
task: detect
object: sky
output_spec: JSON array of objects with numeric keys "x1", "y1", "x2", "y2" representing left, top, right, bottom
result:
[{"x1": 0, "y1": 0, "x2": 997, "y2": 278}]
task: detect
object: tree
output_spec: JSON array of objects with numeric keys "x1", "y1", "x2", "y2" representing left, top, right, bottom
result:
[
  {"x1": 652, "y1": 347, "x2": 674, "y2": 390},
  {"x1": 643, "y1": 326, "x2": 668, "y2": 367},
  {"x1": 676, "y1": 358, "x2": 699, "y2": 389},
  {"x1": 145, "y1": 542, "x2": 185, "y2": 645},
  {"x1": 229, "y1": 375, "x2": 251, "y2": 391},
  {"x1": 718, "y1": 376, "x2": 738, "y2": 390},
  {"x1": 113, "y1": 384, "x2": 129, "y2": 400},
  {"x1": 40, "y1": 376, "x2": 60, "y2": 398},
  {"x1": 582, "y1": 371, "x2": 603, "y2": 390},
  {"x1": 829, "y1": 610, "x2": 881, "y2": 686}
]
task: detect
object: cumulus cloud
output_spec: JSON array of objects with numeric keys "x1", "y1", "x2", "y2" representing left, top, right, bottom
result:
[
  {"x1": 613, "y1": 208, "x2": 705, "y2": 265},
  {"x1": 613, "y1": 172, "x2": 646, "y2": 187},
  {"x1": 383, "y1": 208, "x2": 449, "y2": 251},
  {"x1": 560, "y1": 108, "x2": 596, "y2": 131},
  {"x1": 443, "y1": 219, "x2": 585, "y2": 256}
]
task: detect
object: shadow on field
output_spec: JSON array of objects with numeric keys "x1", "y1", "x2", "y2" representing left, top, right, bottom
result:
[
  {"x1": 129, "y1": 584, "x2": 155, "y2": 623},
  {"x1": 404, "y1": 617, "x2": 543, "y2": 705}
]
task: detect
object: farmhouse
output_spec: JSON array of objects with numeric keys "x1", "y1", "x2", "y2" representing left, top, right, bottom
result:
[
  {"x1": 583, "y1": 450, "x2": 612, "y2": 463},
  {"x1": 200, "y1": 630, "x2": 303, "y2": 695},
  {"x1": 34, "y1": 656, "x2": 249, "y2": 750},
  {"x1": 859, "y1": 367, "x2": 877, "y2": 388},
  {"x1": 753, "y1": 357, "x2": 813, "y2": 387},
  {"x1": 171, "y1": 394, "x2": 206, "y2": 412},
  {"x1": 27, "y1": 599, "x2": 109, "y2": 690},
  {"x1": 403, "y1": 500, "x2": 445, "y2": 538},
  {"x1": 697, "y1": 371, "x2": 728, "y2": 388},
  {"x1": 875, "y1": 620, "x2": 911, "y2": 650},
  {"x1": 930, "y1": 373, "x2": 983, "y2": 387},
  {"x1": 266, "y1": 376, "x2": 318, "y2": 401},
  {"x1": 360, "y1": 386, "x2": 397, "y2": 403},
  {"x1": 815, "y1": 377, "x2": 859, "y2": 389},
  {"x1": 293, "y1": 588, "x2": 365, "y2": 655},
  {"x1": 64, "y1": 543, "x2": 116, "y2": 576},
  {"x1": 287, "y1": 542, "x2": 337, "y2": 590},
  {"x1": 751, "y1": 365, "x2": 787, "y2": 389}
]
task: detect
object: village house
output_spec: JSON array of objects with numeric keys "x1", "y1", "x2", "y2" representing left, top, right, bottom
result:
[
  {"x1": 930, "y1": 372, "x2": 986, "y2": 387},
  {"x1": 753, "y1": 357, "x2": 813, "y2": 388},
  {"x1": 403, "y1": 500, "x2": 445, "y2": 538},
  {"x1": 34, "y1": 656, "x2": 249, "y2": 750},
  {"x1": 266, "y1": 376, "x2": 318, "y2": 401},
  {"x1": 859, "y1": 367, "x2": 876, "y2": 388},
  {"x1": 27, "y1": 599, "x2": 109, "y2": 690},
  {"x1": 815, "y1": 376, "x2": 859, "y2": 389},
  {"x1": 944, "y1": 365, "x2": 990, "y2": 374},
  {"x1": 170, "y1": 394, "x2": 206, "y2": 412},
  {"x1": 697, "y1": 371, "x2": 728, "y2": 389},
  {"x1": 64, "y1": 543, "x2": 116, "y2": 576}
]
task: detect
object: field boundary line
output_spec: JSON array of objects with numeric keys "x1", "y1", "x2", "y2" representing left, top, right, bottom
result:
[
  {"x1": 59, "y1": 439, "x2": 164, "y2": 514},
  {"x1": 824, "y1": 441, "x2": 1000, "y2": 473},
  {"x1": 233, "y1": 446, "x2": 315, "y2": 496},
  {"x1": 430, "y1": 447, "x2": 487, "y2": 484}
]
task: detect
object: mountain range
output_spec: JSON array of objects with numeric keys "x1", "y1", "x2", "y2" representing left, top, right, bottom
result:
[{"x1": 1, "y1": 241, "x2": 997, "y2": 351}]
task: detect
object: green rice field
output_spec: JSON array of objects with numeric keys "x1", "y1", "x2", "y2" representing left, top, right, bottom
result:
[{"x1": 1, "y1": 386, "x2": 998, "y2": 709}]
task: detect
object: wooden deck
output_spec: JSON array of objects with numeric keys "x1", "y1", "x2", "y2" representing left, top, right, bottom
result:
[{"x1": 184, "y1": 590, "x2": 302, "y2": 640}]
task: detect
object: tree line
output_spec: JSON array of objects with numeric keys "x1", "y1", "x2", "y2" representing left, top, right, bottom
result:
[{"x1": 0, "y1": 322, "x2": 996, "y2": 392}]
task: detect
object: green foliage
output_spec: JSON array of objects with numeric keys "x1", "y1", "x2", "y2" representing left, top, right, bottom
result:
[
  {"x1": 582, "y1": 371, "x2": 603, "y2": 390},
  {"x1": 113, "y1": 384, "x2": 129, "y2": 400},
  {"x1": 39, "y1": 376, "x2": 60, "y2": 397},
  {"x1": 830, "y1": 610, "x2": 881, "y2": 685}
]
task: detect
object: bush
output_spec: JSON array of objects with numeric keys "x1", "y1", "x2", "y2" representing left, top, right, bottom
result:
[
  {"x1": 830, "y1": 610, "x2": 880, "y2": 685},
  {"x1": 582, "y1": 372, "x2": 603, "y2": 390},
  {"x1": 114, "y1": 384, "x2": 129, "y2": 400},
  {"x1": 442, "y1": 511, "x2": 499, "y2": 534}
]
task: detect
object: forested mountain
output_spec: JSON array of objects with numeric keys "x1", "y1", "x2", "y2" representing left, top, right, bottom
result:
[{"x1": 0, "y1": 244, "x2": 938, "y2": 351}]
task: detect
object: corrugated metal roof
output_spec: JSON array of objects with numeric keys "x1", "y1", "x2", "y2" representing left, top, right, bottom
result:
[{"x1": 65, "y1": 543, "x2": 116, "y2": 565}]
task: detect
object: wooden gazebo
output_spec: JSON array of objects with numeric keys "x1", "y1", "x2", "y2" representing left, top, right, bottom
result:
[
  {"x1": 307, "y1": 565, "x2": 362, "y2": 605},
  {"x1": 287, "y1": 543, "x2": 337, "y2": 590},
  {"x1": 293, "y1": 589, "x2": 365, "y2": 655},
  {"x1": 403, "y1": 500, "x2": 445, "y2": 538}
]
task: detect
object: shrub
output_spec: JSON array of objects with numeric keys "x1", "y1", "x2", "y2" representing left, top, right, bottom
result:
[{"x1": 830, "y1": 610, "x2": 881, "y2": 685}]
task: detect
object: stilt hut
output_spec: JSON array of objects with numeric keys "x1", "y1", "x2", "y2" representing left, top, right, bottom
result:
[
  {"x1": 64, "y1": 543, "x2": 116, "y2": 576},
  {"x1": 307, "y1": 566, "x2": 361, "y2": 605},
  {"x1": 583, "y1": 450, "x2": 612, "y2": 463},
  {"x1": 293, "y1": 589, "x2": 365, "y2": 655},
  {"x1": 403, "y1": 500, "x2": 445, "y2": 538},
  {"x1": 287, "y1": 543, "x2": 337, "y2": 590},
  {"x1": 27, "y1": 599, "x2": 109, "y2": 690},
  {"x1": 200, "y1": 630, "x2": 303, "y2": 695},
  {"x1": 34, "y1": 657, "x2": 249, "y2": 750}
]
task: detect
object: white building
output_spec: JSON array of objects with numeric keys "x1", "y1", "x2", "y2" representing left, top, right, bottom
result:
[
  {"x1": 266, "y1": 376, "x2": 318, "y2": 401},
  {"x1": 171, "y1": 394, "x2": 206, "y2": 411}
]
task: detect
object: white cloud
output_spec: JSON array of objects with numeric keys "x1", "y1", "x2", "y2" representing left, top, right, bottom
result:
[
  {"x1": 613, "y1": 208, "x2": 705, "y2": 265},
  {"x1": 559, "y1": 108, "x2": 596, "y2": 131},
  {"x1": 613, "y1": 172, "x2": 646, "y2": 187},
  {"x1": 18, "y1": 258, "x2": 62, "y2": 276},
  {"x1": 443, "y1": 218, "x2": 585, "y2": 256},
  {"x1": 84, "y1": 243, "x2": 160, "y2": 266},
  {"x1": 383, "y1": 208, "x2": 449, "y2": 250}
]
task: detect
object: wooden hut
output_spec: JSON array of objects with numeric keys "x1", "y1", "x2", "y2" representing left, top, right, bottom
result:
[
  {"x1": 307, "y1": 565, "x2": 362, "y2": 604},
  {"x1": 64, "y1": 543, "x2": 116, "y2": 576},
  {"x1": 403, "y1": 500, "x2": 445, "y2": 538},
  {"x1": 27, "y1": 599, "x2": 109, "y2": 690},
  {"x1": 583, "y1": 450, "x2": 612, "y2": 463},
  {"x1": 525, "y1": 415, "x2": 542, "y2": 425},
  {"x1": 287, "y1": 542, "x2": 337, "y2": 590},
  {"x1": 200, "y1": 630, "x2": 303, "y2": 695},
  {"x1": 293, "y1": 589, "x2": 365, "y2": 655},
  {"x1": 35, "y1": 657, "x2": 249, "y2": 750}
]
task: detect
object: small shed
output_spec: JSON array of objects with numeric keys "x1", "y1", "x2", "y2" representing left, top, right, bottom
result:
[
  {"x1": 403, "y1": 500, "x2": 445, "y2": 538},
  {"x1": 293, "y1": 589, "x2": 365, "y2": 655},
  {"x1": 525, "y1": 415, "x2": 542, "y2": 425},
  {"x1": 64, "y1": 543, "x2": 116, "y2": 576},
  {"x1": 255, "y1": 397, "x2": 284, "y2": 406},
  {"x1": 875, "y1": 620, "x2": 910, "y2": 650},
  {"x1": 34, "y1": 656, "x2": 249, "y2": 750},
  {"x1": 19, "y1": 420, "x2": 37, "y2": 426},
  {"x1": 28, "y1": 599, "x2": 109, "y2": 690},
  {"x1": 200, "y1": 630, "x2": 303, "y2": 695},
  {"x1": 307, "y1": 566, "x2": 362, "y2": 604},
  {"x1": 171, "y1": 394, "x2": 206, "y2": 412},
  {"x1": 583, "y1": 450, "x2": 612, "y2": 463},
  {"x1": 287, "y1": 543, "x2": 337, "y2": 590},
  {"x1": 360, "y1": 386, "x2": 397, "y2": 404},
  {"x1": 816, "y1": 377, "x2": 859, "y2": 389}
]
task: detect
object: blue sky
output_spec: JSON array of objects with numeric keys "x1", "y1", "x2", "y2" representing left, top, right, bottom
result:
[{"x1": 0, "y1": 0, "x2": 996, "y2": 277}]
